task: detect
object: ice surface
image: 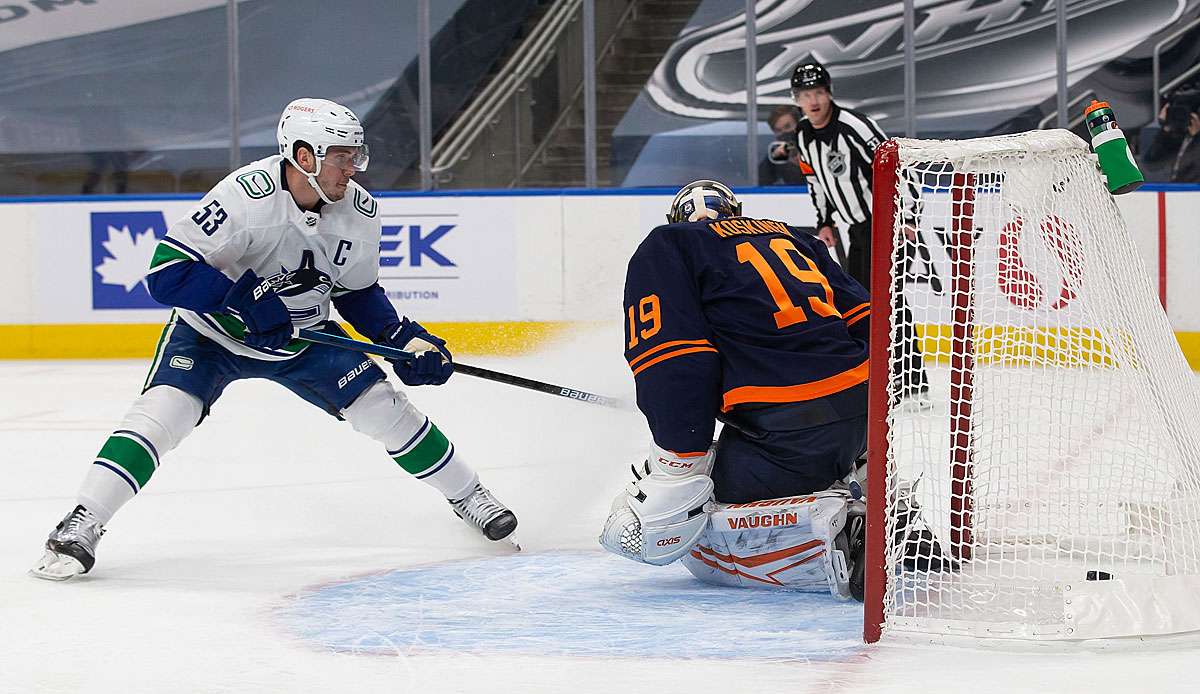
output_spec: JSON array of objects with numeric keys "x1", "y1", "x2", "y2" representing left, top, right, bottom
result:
[
  {"x1": 0, "y1": 324, "x2": 1196, "y2": 693},
  {"x1": 276, "y1": 550, "x2": 863, "y2": 659}
]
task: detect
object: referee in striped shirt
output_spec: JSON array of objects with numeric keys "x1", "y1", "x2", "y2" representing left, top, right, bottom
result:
[{"x1": 789, "y1": 60, "x2": 928, "y2": 400}]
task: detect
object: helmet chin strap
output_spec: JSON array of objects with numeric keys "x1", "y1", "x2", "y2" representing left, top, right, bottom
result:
[
  {"x1": 284, "y1": 152, "x2": 337, "y2": 206},
  {"x1": 302, "y1": 157, "x2": 336, "y2": 205}
]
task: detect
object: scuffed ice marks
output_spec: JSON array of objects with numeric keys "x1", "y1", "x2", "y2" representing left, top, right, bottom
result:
[{"x1": 275, "y1": 550, "x2": 864, "y2": 660}]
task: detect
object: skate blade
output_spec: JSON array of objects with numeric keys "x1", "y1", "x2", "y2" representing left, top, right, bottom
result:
[
  {"x1": 29, "y1": 549, "x2": 85, "y2": 581},
  {"x1": 504, "y1": 534, "x2": 522, "y2": 552}
]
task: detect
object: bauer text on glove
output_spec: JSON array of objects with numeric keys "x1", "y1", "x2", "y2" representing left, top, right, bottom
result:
[{"x1": 222, "y1": 270, "x2": 293, "y2": 350}]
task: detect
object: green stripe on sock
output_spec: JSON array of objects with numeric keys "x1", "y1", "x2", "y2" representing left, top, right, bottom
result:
[
  {"x1": 392, "y1": 424, "x2": 451, "y2": 475},
  {"x1": 97, "y1": 435, "x2": 157, "y2": 487}
]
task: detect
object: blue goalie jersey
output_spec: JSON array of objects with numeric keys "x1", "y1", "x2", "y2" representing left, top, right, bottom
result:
[{"x1": 623, "y1": 217, "x2": 871, "y2": 456}]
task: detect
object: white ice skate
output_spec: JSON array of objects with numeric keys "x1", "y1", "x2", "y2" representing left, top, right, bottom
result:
[
  {"x1": 30, "y1": 505, "x2": 106, "y2": 581},
  {"x1": 449, "y1": 483, "x2": 520, "y2": 550}
]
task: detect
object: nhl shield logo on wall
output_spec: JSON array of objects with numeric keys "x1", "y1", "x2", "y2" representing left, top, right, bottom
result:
[{"x1": 826, "y1": 149, "x2": 848, "y2": 177}]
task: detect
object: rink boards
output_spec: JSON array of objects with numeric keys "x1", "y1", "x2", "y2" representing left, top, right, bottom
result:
[{"x1": 0, "y1": 185, "x2": 1198, "y2": 365}]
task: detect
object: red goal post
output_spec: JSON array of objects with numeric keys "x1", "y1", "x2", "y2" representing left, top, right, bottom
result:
[{"x1": 863, "y1": 138, "x2": 899, "y2": 645}]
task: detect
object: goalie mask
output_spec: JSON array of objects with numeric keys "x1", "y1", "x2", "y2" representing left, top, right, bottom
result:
[
  {"x1": 277, "y1": 98, "x2": 369, "y2": 204},
  {"x1": 667, "y1": 179, "x2": 742, "y2": 224}
]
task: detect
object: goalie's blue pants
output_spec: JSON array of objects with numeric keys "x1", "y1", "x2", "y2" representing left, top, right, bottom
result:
[{"x1": 712, "y1": 384, "x2": 867, "y2": 504}]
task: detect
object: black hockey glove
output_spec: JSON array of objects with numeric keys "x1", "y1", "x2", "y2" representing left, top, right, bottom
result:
[
  {"x1": 222, "y1": 270, "x2": 292, "y2": 350},
  {"x1": 382, "y1": 318, "x2": 453, "y2": 386}
]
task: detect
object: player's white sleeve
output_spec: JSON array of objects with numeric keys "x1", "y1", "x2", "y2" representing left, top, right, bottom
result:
[
  {"x1": 331, "y1": 185, "x2": 382, "y2": 293},
  {"x1": 149, "y1": 178, "x2": 250, "y2": 277}
]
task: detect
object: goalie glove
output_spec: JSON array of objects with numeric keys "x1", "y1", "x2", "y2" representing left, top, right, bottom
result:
[{"x1": 599, "y1": 444, "x2": 715, "y2": 566}]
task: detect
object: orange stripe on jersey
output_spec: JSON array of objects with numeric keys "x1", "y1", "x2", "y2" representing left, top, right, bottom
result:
[
  {"x1": 720, "y1": 358, "x2": 869, "y2": 411},
  {"x1": 798, "y1": 160, "x2": 815, "y2": 175},
  {"x1": 631, "y1": 346, "x2": 718, "y2": 377},
  {"x1": 842, "y1": 302, "x2": 869, "y2": 320},
  {"x1": 627, "y1": 339, "x2": 712, "y2": 369},
  {"x1": 844, "y1": 310, "x2": 870, "y2": 328}
]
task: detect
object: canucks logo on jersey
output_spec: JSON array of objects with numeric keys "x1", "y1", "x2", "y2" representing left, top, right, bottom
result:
[{"x1": 266, "y1": 250, "x2": 332, "y2": 322}]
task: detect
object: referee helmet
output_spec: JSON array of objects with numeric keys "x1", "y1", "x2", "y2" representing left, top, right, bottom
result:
[{"x1": 790, "y1": 61, "x2": 832, "y2": 95}]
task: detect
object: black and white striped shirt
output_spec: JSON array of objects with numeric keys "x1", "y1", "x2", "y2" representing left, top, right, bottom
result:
[{"x1": 793, "y1": 103, "x2": 886, "y2": 227}]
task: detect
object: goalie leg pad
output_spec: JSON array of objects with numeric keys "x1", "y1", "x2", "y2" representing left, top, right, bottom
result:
[{"x1": 681, "y1": 492, "x2": 856, "y2": 598}]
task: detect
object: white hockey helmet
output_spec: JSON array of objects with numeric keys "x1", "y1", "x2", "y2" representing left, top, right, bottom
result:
[{"x1": 277, "y1": 98, "x2": 369, "y2": 202}]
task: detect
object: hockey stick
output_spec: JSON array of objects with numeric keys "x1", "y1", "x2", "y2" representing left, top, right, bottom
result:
[{"x1": 295, "y1": 328, "x2": 624, "y2": 408}]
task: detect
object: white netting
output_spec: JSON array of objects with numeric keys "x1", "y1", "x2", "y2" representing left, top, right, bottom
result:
[{"x1": 879, "y1": 130, "x2": 1200, "y2": 640}]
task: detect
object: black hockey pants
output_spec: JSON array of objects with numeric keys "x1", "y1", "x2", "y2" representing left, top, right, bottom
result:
[{"x1": 846, "y1": 219, "x2": 928, "y2": 398}]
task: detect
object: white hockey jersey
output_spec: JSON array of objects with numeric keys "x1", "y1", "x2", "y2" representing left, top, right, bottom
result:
[{"x1": 147, "y1": 155, "x2": 381, "y2": 360}]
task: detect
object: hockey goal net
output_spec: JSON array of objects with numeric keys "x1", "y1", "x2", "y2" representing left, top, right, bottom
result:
[{"x1": 864, "y1": 129, "x2": 1200, "y2": 642}]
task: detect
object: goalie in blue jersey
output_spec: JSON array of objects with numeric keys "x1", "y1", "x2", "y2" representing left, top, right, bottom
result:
[{"x1": 600, "y1": 180, "x2": 874, "y2": 598}]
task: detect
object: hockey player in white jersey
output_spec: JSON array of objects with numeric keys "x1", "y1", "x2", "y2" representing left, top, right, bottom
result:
[{"x1": 32, "y1": 98, "x2": 518, "y2": 581}]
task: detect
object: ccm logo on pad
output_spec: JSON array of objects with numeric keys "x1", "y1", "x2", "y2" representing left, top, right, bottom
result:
[
  {"x1": 656, "y1": 456, "x2": 693, "y2": 470},
  {"x1": 656, "y1": 536, "x2": 682, "y2": 547}
]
